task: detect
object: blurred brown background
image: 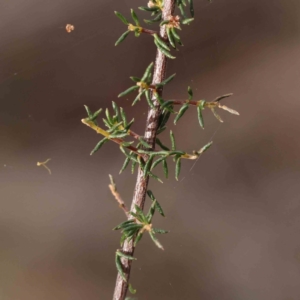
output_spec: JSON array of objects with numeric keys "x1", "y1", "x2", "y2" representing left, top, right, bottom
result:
[{"x1": 1, "y1": 0, "x2": 300, "y2": 299}]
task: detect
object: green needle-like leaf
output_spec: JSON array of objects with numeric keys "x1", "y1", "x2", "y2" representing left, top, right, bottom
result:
[
  {"x1": 120, "y1": 157, "x2": 130, "y2": 174},
  {"x1": 182, "y1": 18, "x2": 194, "y2": 25},
  {"x1": 178, "y1": 2, "x2": 187, "y2": 18},
  {"x1": 147, "y1": 190, "x2": 165, "y2": 217},
  {"x1": 170, "y1": 130, "x2": 176, "y2": 150},
  {"x1": 90, "y1": 138, "x2": 109, "y2": 155},
  {"x1": 156, "y1": 73, "x2": 176, "y2": 87},
  {"x1": 175, "y1": 155, "x2": 181, "y2": 181},
  {"x1": 115, "y1": 255, "x2": 126, "y2": 281},
  {"x1": 124, "y1": 118, "x2": 135, "y2": 131},
  {"x1": 152, "y1": 228, "x2": 169, "y2": 234},
  {"x1": 148, "y1": 171, "x2": 163, "y2": 183},
  {"x1": 155, "y1": 92, "x2": 165, "y2": 106},
  {"x1": 156, "y1": 138, "x2": 170, "y2": 151},
  {"x1": 138, "y1": 137, "x2": 151, "y2": 148},
  {"x1": 113, "y1": 220, "x2": 135, "y2": 230},
  {"x1": 129, "y1": 212, "x2": 145, "y2": 224},
  {"x1": 121, "y1": 141, "x2": 134, "y2": 147},
  {"x1": 163, "y1": 159, "x2": 168, "y2": 179},
  {"x1": 132, "y1": 90, "x2": 146, "y2": 106},
  {"x1": 138, "y1": 149, "x2": 169, "y2": 155},
  {"x1": 168, "y1": 150, "x2": 186, "y2": 156},
  {"x1": 141, "y1": 62, "x2": 154, "y2": 82},
  {"x1": 105, "y1": 108, "x2": 114, "y2": 125},
  {"x1": 120, "y1": 107, "x2": 128, "y2": 127},
  {"x1": 188, "y1": 86, "x2": 193, "y2": 100},
  {"x1": 149, "y1": 231, "x2": 164, "y2": 250},
  {"x1": 134, "y1": 205, "x2": 148, "y2": 223},
  {"x1": 197, "y1": 106, "x2": 204, "y2": 129},
  {"x1": 153, "y1": 34, "x2": 170, "y2": 51},
  {"x1": 134, "y1": 231, "x2": 144, "y2": 246},
  {"x1": 170, "y1": 27, "x2": 182, "y2": 45},
  {"x1": 151, "y1": 156, "x2": 165, "y2": 170},
  {"x1": 174, "y1": 103, "x2": 189, "y2": 124},
  {"x1": 131, "y1": 9, "x2": 140, "y2": 26},
  {"x1": 116, "y1": 250, "x2": 137, "y2": 260},
  {"x1": 131, "y1": 159, "x2": 137, "y2": 174},
  {"x1": 123, "y1": 224, "x2": 143, "y2": 234},
  {"x1": 154, "y1": 38, "x2": 176, "y2": 59},
  {"x1": 84, "y1": 105, "x2": 93, "y2": 119},
  {"x1": 118, "y1": 85, "x2": 139, "y2": 98},
  {"x1": 112, "y1": 102, "x2": 120, "y2": 120},
  {"x1": 144, "y1": 155, "x2": 154, "y2": 177},
  {"x1": 160, "y1": 20, "x2": 170, "y2": 26},
  {"x1": 120, "y1": 232, "x2": 127, "y2": 246},
  {"x1": 167, "y1": 27, "x2": 176, "y2": 49},
  {"x1": 115, "y1": 30, "x2": 130, "y2": 46},
  {"x1": 130, "y1": 76, "x2": 141, "y2": 82},
  {"x1": 188, "y1": 0, "x2": 194, "y2": 17},
  {"x1": 147, "y1": 200, "x2": 157, "y2": 223},
  {"x1": 158, "y1": 110, "x2": 171, "y2": 129},
  {"x1": 114, "y1": 11, "x2": 129, "y2": 25},
  {"x1": 129, "y1": 284, "x2": 137, "y2": 295},
  {"x1": 198, "y1": 141, "x2": 213, "y2": 155},
  {"x1": 145, "y1": 90, "x2": 155, "y2": 109},
  {"x1": 139, "y1": 6, "x2": 158, "y2": 12},
  {"x1": 109, "y1": 132, "x2": 128, "y2": 139},
  {"x1": 144, "y1": 12, "x2": 162, "y2": 24},
  {"x1": 157, "y1": 126, "x2": 166, "y2": 135},
  {"x1": 107, "y1": 121, "x2": 123, "y2": 133}
]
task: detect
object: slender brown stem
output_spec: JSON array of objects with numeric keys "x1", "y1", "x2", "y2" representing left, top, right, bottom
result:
[
  {"x1": 112, "y1": 1, "x2": 175, "y2": 299},
  {"x1": 171, "y1": 99, "x2": 199, "y2": 106},
  {"x1": 109, "y1": 177, "x2": 129, "y2": 218},
  {"x1": 127, "y1": 129, "x2": 141, "y2": 140},
  {"x1": 141, "y1": 28, "x2": 158, "y2": 35}
]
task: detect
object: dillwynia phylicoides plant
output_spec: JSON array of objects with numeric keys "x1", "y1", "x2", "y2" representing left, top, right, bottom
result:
[{"x1": 81, "y1": 0, "x2": 239, "y2": 299}]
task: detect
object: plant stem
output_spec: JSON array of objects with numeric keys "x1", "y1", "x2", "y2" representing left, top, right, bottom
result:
[{"x1": 112, "y1": 1, "x2": 175, "y2": 299}]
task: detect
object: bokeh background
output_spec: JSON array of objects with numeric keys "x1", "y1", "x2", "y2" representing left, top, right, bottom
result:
[{"x1": 1, "y1": 0, "x2": 300, "y2": 299}]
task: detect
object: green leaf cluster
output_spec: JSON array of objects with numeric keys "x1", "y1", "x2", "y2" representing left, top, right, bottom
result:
[
  {"x1": 114, "y1": 9, "x2": 142, "y2": 45},
  {"x1": 139, "y1": 0, "x2": 163, "y2": 24},
  {"x1": 176, "y1": 0, "x2": 195, "y2": 18},
  {"x1": 114, "y1": 192, "x2": 167, "y2": 249},
  {"x1": 118, "y1": 63, "x2": 176, "y2": 108}
]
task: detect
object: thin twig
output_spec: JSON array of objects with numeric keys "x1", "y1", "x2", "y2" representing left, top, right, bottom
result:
[
  {"x1": 81, "y1": 118, "x2": 141, "y2": 156},
  {"x1": 109, "y1": 175, "x2": 129, "y2": 217},
  {"x1": 112, "y1": 1, "x2": 175, "y2": 299},
  {"x1": 141, "y1": 28, "x2": 158, "y2": 35}
]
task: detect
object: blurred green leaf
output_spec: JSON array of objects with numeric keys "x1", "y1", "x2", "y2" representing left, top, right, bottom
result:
[
  {"x1": 131, "y1": 9, "x2": 140, "y2": 26},
  {"x1": 170, "y1": 130, "x2": 176, "y2": 150},
  {"x1": 175, "y1": 155, "x2": 181, "y2": 181},
  {"x1": 188, "y1": 86, "x2": 193, "y2": 100},
  {"x1": 141, "y1": 62, "x2": 154, "y2": 82},
  {"x1": 90, "y1": 138, "x2": 109, "y2": 155},
  {"x1": 114, "y1": 11, "x2": 129, "y2": 25},
  {"x1": 115, "y1": 30, "x2": 130, "y2": 46},
  {"x1": 174, "y1": 103, "x2": 189, "y2": 124},
  {"x1": 115, "y1": 255, "x2": 126, "y2": 281},
  {"x1": 118, "y1": 85, "x2": 139, "y2": 98}
]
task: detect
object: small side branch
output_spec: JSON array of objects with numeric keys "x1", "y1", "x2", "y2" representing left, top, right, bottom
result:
[
  {"x1": 109, "y1": 175, "x2": 129, "y2": 217},
  {"x1": 81, "y1": 119, "x2": 141, "y2": 156}
]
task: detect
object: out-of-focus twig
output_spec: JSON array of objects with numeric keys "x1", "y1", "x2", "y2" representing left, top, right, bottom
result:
[{"x1": 109, "y1": 175, "x2": 129, "y2": 217}]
